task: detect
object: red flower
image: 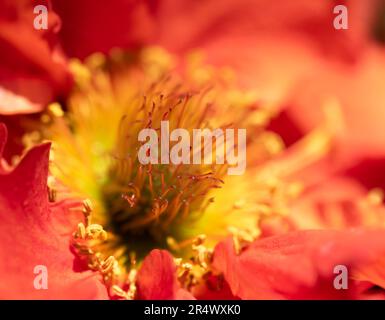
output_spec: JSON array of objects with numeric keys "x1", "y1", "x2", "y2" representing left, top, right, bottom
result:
[{"x1": 1, "y1": 0, "x2": 385, "y2": 300}]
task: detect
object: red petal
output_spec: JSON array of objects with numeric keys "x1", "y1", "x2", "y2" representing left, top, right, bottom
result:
[
  {"x1": 288, "y1": 46, "x2": 385, "y2": 160},
  {"x1": 152, "y1": 0, "x2": 380, "y2": 97},
  {"x1": 53, "y1": 0, "x2": 154, "y2": 59},
  {"x1": 192, "y1": 274, "x2": 239, "y2": 300},
  {"x1": 213, "y1": 230, "x2": 385, "y2": 299},
  {"x1": 153, "y1": 0, "x2": 376, "y2": 56},
  {"x1": 0, "y1": 124, "x2": 108, "y2": 299},
  {"x1": 0, "y1": 0, "x2": 72, "y2": 114},
  {"x1": 136, "y1": 249, "x2": 194, "y2": 300}
]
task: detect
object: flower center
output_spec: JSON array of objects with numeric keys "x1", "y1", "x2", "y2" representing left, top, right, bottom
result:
[
  {"x1": 42, "y1": 48, "x2": 244, "y2": 252},
  {"x1": 38, "y1": 47, "x2": 289, "y2": 297},
  {"x1": 99, "y1": 100, "x2": 226, "y2": 261}
]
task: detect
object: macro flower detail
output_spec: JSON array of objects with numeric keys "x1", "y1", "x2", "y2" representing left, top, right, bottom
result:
[
  {"x1": 1, "y1": 0, "x2": 385, "y2": 301},
  {"x1": 36, "y1": 48, "x2": 300, "y2": 298}
]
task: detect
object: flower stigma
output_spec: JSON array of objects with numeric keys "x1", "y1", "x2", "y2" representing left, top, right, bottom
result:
[{"x1": 36, "y1": 47, "x2": 321, "y2": 298}]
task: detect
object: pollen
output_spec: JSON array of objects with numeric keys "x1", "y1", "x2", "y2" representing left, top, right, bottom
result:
[{"x1": 39, "y1": 47, "x2": 313, "y2": 297}]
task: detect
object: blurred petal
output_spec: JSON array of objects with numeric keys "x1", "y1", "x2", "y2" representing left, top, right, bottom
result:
[
  {"x1": 0, "y1": 0, "x2": 72, "y2": 114},
  {"x1": 136, "y1": 249, "x2": 194, "y2": 300},
  {"x1": 288, "y1": 46, "x2": 385, "y2": 160},
  {"x1": 151, "y1": 0, "x2": 382, "y2": 101},
  {"x1": 213, "y1": 230, "x2": 385, "y2": 299},
  {"x1": 53, "y1": 0, "x2": 154, "y2": 59},
  {"x1": 289, "y1": 175, "x2": 385, "y2": 231}
]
